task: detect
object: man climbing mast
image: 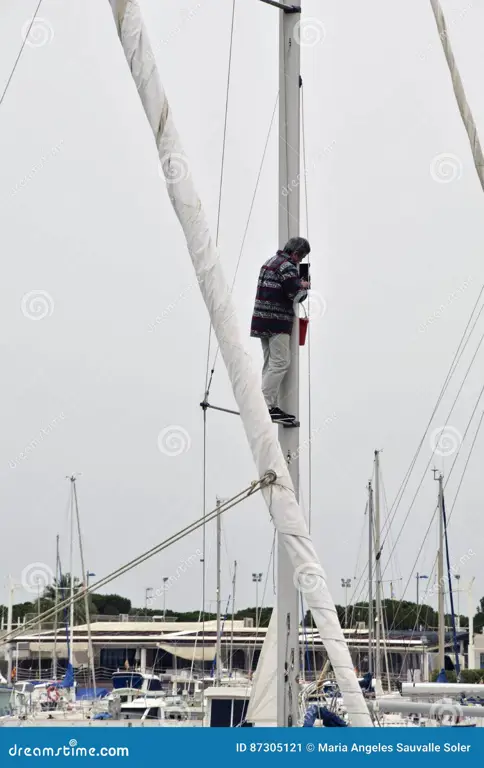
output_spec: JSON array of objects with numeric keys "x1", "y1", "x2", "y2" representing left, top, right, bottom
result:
[{"x1": 250, "y1": 237, "x2": 310, "y2": 424}]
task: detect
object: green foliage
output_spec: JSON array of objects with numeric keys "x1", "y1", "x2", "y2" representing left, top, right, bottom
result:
[
  {"x1": 474, "y1": 612, "x2": 484, "y2": 634},
  {"x1": 235, "y1": 607, "x2": 273, "y2": 627},
  {"x1": 3, "y1": 581, "x2": 483, "y2": 634},
  {"x1": 431, "y1": 669, "x2": 457, "y2": 682},
  {"x1": 431, "y1": 670, "x2": 484, "y2": 683},
  {"x1": 91, "y1": 594, "x2": 131, "y2": 616},
  {"x1": 42, "y1": 573, "x2": 82, "y2": 601},
  {"x1": 459, "y1": 669, "x2": 484, "y2": 684}
]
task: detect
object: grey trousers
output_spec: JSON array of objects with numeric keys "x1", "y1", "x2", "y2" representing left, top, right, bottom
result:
[{"x1": 260, "y1": 333, "x2": 291, "y2": 408}]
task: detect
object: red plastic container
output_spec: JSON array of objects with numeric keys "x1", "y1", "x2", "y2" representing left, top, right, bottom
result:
[{"x1": 299, "y1": 317, "x2": 309, "y2": 346}]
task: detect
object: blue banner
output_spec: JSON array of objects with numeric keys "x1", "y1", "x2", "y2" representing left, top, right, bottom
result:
[{"x1": 1, "y1": 727, "x2": 482, "y2": 765}]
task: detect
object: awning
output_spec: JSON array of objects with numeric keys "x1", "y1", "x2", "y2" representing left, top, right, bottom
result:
[
  {"x1": 157, "y1": 643, "x2": 216, "y2": 661},
  {"x1": 29, "y1": 642, "x2": 89, "y2": 654}
]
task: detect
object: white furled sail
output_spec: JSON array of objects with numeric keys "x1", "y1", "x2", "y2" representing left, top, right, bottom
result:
[
  {"x1": 107, "y1": 0, "x2": 372, "y2": 726},
  {"x1": 429, "y1": 0, "x2": 484, "y2": 190},
  {"x1": 246, "y1": 608, "x2": 277, "y2": 725}
]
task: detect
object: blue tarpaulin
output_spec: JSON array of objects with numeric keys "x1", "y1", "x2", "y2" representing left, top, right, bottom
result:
[
  {"x1": 302, "y1": 704, "x2": 347, "y2": 727},
  {"x1": 76, "y1": 687, "x2": 109, "y2": 700}
]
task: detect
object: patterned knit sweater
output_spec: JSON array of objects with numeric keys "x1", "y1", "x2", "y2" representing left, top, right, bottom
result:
[{"x1": 250, "y1": 251, "x2": 307, "y2": 337}]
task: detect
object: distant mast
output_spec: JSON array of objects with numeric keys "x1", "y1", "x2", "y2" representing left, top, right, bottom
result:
[
  {"x1": 434, "y1": 470, "x2": 445, "y2": 673},
  {"x1": 367, "y1": 480, "x2": 374, "y2": 675}
]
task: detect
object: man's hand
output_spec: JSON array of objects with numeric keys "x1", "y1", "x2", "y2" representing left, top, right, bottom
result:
[{"x1": 300, "y1": 280, "x2": 310, "y2": 289}]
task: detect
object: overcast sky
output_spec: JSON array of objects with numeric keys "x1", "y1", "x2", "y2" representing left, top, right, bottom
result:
[{"x1": 1, "y1": 0, "x2": 483, "y2": 622}]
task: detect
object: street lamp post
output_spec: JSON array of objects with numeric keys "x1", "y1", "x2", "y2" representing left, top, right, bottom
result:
[
  {"x1": 86, "y1": 571, "x2": 95, "y2": 589},
  {"x1": 250, "y1": 573, "x2": 263, "y2": 675},
  {"x1": 162, "y1": 577, "x2": 168, "y2": 619},
  {"x1": 416, "y1": 573, "x2": 428, "y2": 610},
  {"x1": 145, "y1": 587, "x2": 153, "y2": 612},
  {"x1": 421, "y1": 635, "x2": 428, "y2": 682},
  {"x1": 252, "y1": 573, "x2": 263, "y2": 627},
  {"x1": 341, "y1": 578, "x2": 352, "y2": 628}
]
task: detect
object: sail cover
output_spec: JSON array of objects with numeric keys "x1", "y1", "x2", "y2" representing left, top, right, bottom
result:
[
  {"x1": 246, "y1": 608, "x2": 277, "y2": 724},
  {"x1": 157, "y1": 643, "x2": 216, "y2": 662},
  {"x1": 429, "y1": 0, "x2": 484, "y2": 191},
  {"x1": 107, "y1": 0, "x2": 372, "y2": 727}
]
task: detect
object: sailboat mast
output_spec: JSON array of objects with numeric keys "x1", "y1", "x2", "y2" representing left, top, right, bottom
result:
[
  {"x1": 109, "y1": 0, "x2": 373, "y2": 725},
  {"x1": 53, "y1": 534, "x2": 59, "y2": 680},
  {"x1": 468, "y1": 577, "x2": 475, "y2": 671},
  {"x1": 374, "y1": 451, "x2": 381, "y2": 683},
  {"x1": 72, "y1": 477, "x2": 97, "y2": 697},
  {"x1": 229, "y1": 560, "x2": 237, "y2": 677},
  {"x1": 215, "y1": 498, "x2": 222, "y2": 685},
  {"x1": 6, "y1": 575, "x2": 13, "y2": 684},
  {"x1": 436, "y1": 472, "x2": 445, "y2": 671},
  {"x1": 276, "y1": 0, "x2": 302, "y2": 728},
  {"x1": 367, "y1": 481, "x2": 374, "y2": 675},
  {"x1": 68, "y1": 478, "x2": 75, "y2": 672}
]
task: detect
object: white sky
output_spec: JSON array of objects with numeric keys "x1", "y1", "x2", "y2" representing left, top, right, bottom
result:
[{"x1": 1, "y1": 0, "x2": 483, "y2": 621}]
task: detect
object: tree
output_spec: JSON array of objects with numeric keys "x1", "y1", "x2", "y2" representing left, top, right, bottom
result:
[
  {"x1": 91, "y1": 594, "x2": 131, "y2": 616},
  {"x1": 43, "y1": 573, "x2": 82, "y2": 602},
  {"x1": 474, "y1": 610, "x2": 484, "y2": 634},
  {"x1": 42, "y1": 573, "x2": 94, "y2": 625}
]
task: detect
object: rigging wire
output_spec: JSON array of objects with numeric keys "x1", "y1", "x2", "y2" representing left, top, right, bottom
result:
[
  {"x1": 379, "y1": 286, "x2": 484, "y2": 547},
  {"x1": 204, "y1": 0, "x2": 237, "y2": 393},
  {"x1": 201, "y1": 407, "x2": 207, "y2": 678},
  {"x1": 301, "y1": 81, "x2": 312, "y2": 533},
  {"x1": 201, "y1": 0, "x2": 236, "y2": 686},
  {"x1": 393, "y1": 403, "x2": 483, "y2": 659},
  {"x1": 347, "y1": 462, "x2": 376, "y2": 612},
  {"x1": 199, "y1": 87, "x2": 279, "y2": 680},
  {"x1": 203, "y1": 92, "x2": 279, "y2": 398},
  {"x1": 2, "y1": 475, "x2": 275, "y2": 645},
  {"x1": 446, "y1": 409, "x2": 484, "y2": 526},
  {"x1": 378, "y1": 291, "x2": 484, "y2": 574},
  {"x1": 0, "y1": 0, "x2": 44, "y2": 109},
  {"x1": 381, "y1": 325, "x2": 484, "y2": 598},
  {"x1": 386, "y1": 385, "x2": 484, "y2": 636}
]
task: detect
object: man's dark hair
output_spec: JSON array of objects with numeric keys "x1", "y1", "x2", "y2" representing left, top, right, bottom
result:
[{"x1": 282, "y1": 237, "x2": 311, "y2": 258}]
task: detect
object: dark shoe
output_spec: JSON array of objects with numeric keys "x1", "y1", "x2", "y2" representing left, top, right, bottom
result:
[{"x1": 269, "y1": 407, "x2": 295, "y2": 423}]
